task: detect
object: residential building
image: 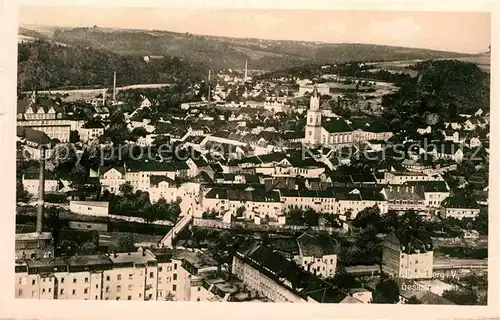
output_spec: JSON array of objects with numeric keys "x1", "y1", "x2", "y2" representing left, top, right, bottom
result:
[
  {"x1": 334, "y1": 187, "x2": 388, "y2": 219},
  {"x1": 381, "y1": 185, "x2": 427, "y2": 214},
  {"x1": 99, "y1": 167, "x2": 126, "y2": 194},
  {"x1": 78, "y1": 121, "x2": 105, "y2": 143},
  {"x1": 294, "y1": 233, "x2": 340, "y2": 278},
  {"x1": 381, "y1": 230, "x2": 434, "y2": 279},
  {"x1": 440, "y1": 196, "x2": 481, "y2": 220},
  {"x1": 233, "y1": 243, "x2": 352, "y2": 303},
  {"x1": 22, "y1": 170, "x2": 60, "y2": 197}
]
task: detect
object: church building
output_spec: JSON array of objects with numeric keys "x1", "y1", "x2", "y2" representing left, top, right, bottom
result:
[{"x1": 304, "y1": 86, "x2": 355, "y2": 148}]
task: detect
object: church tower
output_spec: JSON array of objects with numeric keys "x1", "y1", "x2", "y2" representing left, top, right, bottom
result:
[{"x1": 305, "y1": 86, "x2": 322, "y2": 146}]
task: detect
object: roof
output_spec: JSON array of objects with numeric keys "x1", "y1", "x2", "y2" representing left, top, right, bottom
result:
[
  {"x1": 23, "y1": 169, "x2": 58, "y2": 180},
  {"x1": 17, "y1": 126, "x2": 53, "y2": 146},
  {"x1": 126, "y1": 159, "x2": 190, "y2": 172},
  {"x1": 108, "y1": 251, "x2": 156, "y2": 265},
  {"x1": 322, "y1": 118, "x2": 354, "y2": 133},
  {"x1": 70, "y1": 201, "x2": 109, "y2": 208},
  {"x1": 205, "y1": 187, "x2": 281, "y2": 203},
  {"x1": 82, "y1": 121, "x2": 104, "y2": 129},
  {"x1": 296, "y1": 233, "x2": 340, "y2": 258},
  {"x1": 280, "y1": 189, "x2": 335, "y2": 199},
  {"x1": 442, "y1": 195, "x2": 480, "y2": 209},
  {"x1": 150, "y1": 175, "x2": 175, "y2": 187},
  {"x1": 384, "y1": 230, "x2": 433, "y2": 254},
  {"x1": 66, "y1": 254, "x2": 113, "y2": 267},
  {"x1": 405, "y1": 181, "x2": 449, "y2": 193},
  {"x1": 334, "y1": 187, "x2": 386, "y2": 201},
  {"x1": 15, "y1": 232, "x2": 53, "y2": 241}
]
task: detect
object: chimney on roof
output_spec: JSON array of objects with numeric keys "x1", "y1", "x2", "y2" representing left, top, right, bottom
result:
[{"x1": 36, "y1": 147, "x2": 46, "y2": 234}]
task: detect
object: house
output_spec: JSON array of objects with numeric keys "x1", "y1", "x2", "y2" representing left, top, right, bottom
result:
[
  {"x1": 203, "y1": 186, "x2": 282, "y2": 221},
  {"x1": 294, "y1": 233, "x2": 340, "y2": 278},
  {"x1": 99, "y1": 167, "x2": 126, "y2": 194},
  {"x1": 22, "y1": 170, "x2": 60, "y2": 197},
  {"x1": 441, "y1": 130, "x2": 461, "y2": 144},
  {"x1": 440, "y1": 195, "x2": 481, "y2": 220},
  {"x1": 381, "y1": 230, "x2": 434, "y2": 279},
  {"x1": 148, "y1": 176, "x2": 178, "y2": 203},
  {"x1": 474, "y1": 108, "x2": 484, "y2": 117},
  {"x1": 124, "y1": 160, "x2": 190, "y2": 192},
  {"x1": 69, "y1": 201, "x2": 109, "y2": 217},
  {"x1": 17, "y1": 127, "x2": 55, "y2": 160},
  {"x1": 78, "y1": 121, "x2": 105, "y2": 143},
  {"x1": 407, "y1": 181, "x2": 450, "y2": 208},
  {"x1": 279, "y1": 189, "x2": 336, "y2": 214},
  {"x1": 334, "y1": 187, "x2": 388, "y2": 219},
  {"x1": 424, "y1": 142, "x2": 464, "y2": 163},
  {"x1": 381, "y1": 185, "x2": 427, "y2": 214},
  {"x1": 462, "y1": 119, "x2": 476, "y2": 131}
]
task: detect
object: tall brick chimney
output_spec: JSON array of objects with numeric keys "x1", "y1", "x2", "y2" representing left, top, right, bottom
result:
[{"x1": 36, "y1": 147, "x2": 45, "y2": 234}]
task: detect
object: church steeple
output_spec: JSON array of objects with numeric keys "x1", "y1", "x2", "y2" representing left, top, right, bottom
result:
[
  {"x1": 309, "y1": 86, "x2": 320, "y2": 111},
  {"x1": 311, "y1": 85, "x2": 319, "y2": 98}
]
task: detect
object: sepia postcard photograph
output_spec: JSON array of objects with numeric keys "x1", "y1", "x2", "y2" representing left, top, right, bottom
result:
[{"x1": 1, "y1": 0, "x2": 499, "y2": 319}]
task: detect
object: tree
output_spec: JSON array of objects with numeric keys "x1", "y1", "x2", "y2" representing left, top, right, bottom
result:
[
  {"x1": 58, "y1": 239, "x2": 78, "y2": 256},
  {"x1": 236, "y1": 206, "x2": 246, "y2": 217},
  {"x1": 69, "y1": 130, "x2": 80, "y2": 143},
  {"x1": 119, "y1": 182, "x2": 134, "y2": 196},
  {"x1": 69, "y1": 164, "x2": 88, "y2": 189},
  {"x1": 442, "y1": 288, "x2": 478, "y2": 305},
  {"x1": 373, "y1": 278, "x2": 400, "y2": 304},
  {"x1": 80, "y1": 241, "x2": 98, "y2": 254},
  {"x1": 303, "y1": 209, "x2": 319, "y2": 227},
  {"x1": 117, "y1": 234, "x2": 136, "y2": 252},
  {"x1": 352, "y1": 205, "x2": 381, "y2": 229}
]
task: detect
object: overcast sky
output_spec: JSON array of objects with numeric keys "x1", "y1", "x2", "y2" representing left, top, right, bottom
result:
[{"x1": 19, "y1": 7, "x2": 490, "y2": 54}]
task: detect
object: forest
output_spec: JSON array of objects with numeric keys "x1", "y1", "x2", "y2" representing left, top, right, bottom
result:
[{"x1": 17, "y1": 40, "x2": 208, "y2": 91}]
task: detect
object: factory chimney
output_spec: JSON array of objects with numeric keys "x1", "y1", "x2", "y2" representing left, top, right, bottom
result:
[
  {"x1": 112, "y1": 71, "x2": 117, "y2": 102},
  {"x1": 36, "y1": 147, "x2": 46, "y2": 234},
  {"x1": 244, "y1": 60, "x2": 248, "y2": 81},
  {"x1": 102, "y1": 88, "x2": 106, "y2": 106}
]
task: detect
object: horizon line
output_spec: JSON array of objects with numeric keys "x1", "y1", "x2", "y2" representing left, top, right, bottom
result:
[{"x1": 18, "y1": 23, "x2": 489, "y2": 56}]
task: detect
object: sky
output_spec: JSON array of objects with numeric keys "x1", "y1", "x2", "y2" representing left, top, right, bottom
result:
[{"x1": 19, "y1": 6, "x2": 491, "y2": 54}]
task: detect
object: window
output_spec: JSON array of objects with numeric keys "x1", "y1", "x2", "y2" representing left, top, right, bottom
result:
[
  {"x1": 106, "y1": 276, "x2": 110, "y2": 281},
  {"x1": 95, "y1": 295, "x2": 98, "y2": 300},
  {"x1": 128, "y1": 284, "x2": 133, "y2": 291},
  {"x1": 197, "y1": 297, "x2": 201, "y2": 301},
  {"x1": 129, "y1": 274, "x2": 133, "y2": 280},
  {"x1": 117, "y1": 286, "x2": 121, "y2": 292},
  {"x1": 173, "y1": 274, "x2": 177, "y2": 281},
  {"x1": 198, "y1": 287, "x2": 201, "y2": 292},
  {"x1": 117, "y1": 274, "x2": 122, "y2": 280},
  {"x1": 128, "y1": 295, "x2": 132, "y2": 300},
  {"x1": 85, "y1": 277, "x2": 89, "y2": 283},
  {"x1": 106, "y1": 287, "x2": 109, "y2": 293},
  {"x1": 73, "y1": 278, "x2": 77, "y2": 284},
  {"x1": 149, "y1": 272, "x2": 154, "y2": 278},
  {"x1": 60, "y1": 289, "x2": 64, "y2": 295},
  {"x1": 172, "y1": 285, "x2": 177, "y2": 291},
  {"x1": 72, "y1": 289, "x2": 76, "y2": 295},
  {"x1": 174, "y1": 263, "x2": 177, "y2": 270},
  {"x1": 158, "y1": 267, "x2": 163, "y2": 272},
  {"x1": 116, "y1": 297, "x2": 120, "y2": 300},
  {"x1": 96, "y1": 284, "x2": 99, "y2": 289},
  {"x1": 49, "y1": 288, "x2": 52, "y2": 293},
  {"x1": 42, "y1": 288, "x2": 46, "y2": 293},
  {"x1": 18, "y1": 289, "x2": 23, "y2": 296},
  {"x1": 32, "y1": 279, "x2": 36, "y2": 285},
  {"x1": 84, "y1": 288, "x2": 88, "y2": 294},
  {"x1": 61, "y1": 277, "x2": 65, "y2": 283}
]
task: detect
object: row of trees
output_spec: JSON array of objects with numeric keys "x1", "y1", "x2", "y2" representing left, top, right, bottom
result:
[{"x1": 102, "y1": 184, "x2": 181, "y2": 223}]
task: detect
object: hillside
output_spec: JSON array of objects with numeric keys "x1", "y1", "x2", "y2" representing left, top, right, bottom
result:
[
  {"x1": 17, "y1": 40, "x2": 208, "y2": 91},
  {"x1": 20, "y1": 26, "x2": 471, "y2": 71}
]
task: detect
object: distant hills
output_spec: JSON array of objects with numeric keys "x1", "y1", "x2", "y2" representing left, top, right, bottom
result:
[{"x1": 19, "y1": 25, "x2": 474, "y2": 71}]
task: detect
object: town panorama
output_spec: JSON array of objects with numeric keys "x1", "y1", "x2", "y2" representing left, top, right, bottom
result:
[{"x1": 15, "y1": 16, "x2": 490, "y2": 305}]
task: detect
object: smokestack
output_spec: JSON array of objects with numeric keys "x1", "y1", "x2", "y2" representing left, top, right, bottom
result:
[
  {"x1": 36, "y1": 147, "x2": 45, "y2": 234},
  {"x1": 112, "y1": 71, "x2": 117, "y2": 102},
  {"x1": 207, "y1": 70, "x2": 211, "y2": 107},
  {"x1": 102, "y1": 88, "x2": 106, "y2": 106},
  {"x1": 244, "y1": 60, "x2": 248, "y2": 81}
]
